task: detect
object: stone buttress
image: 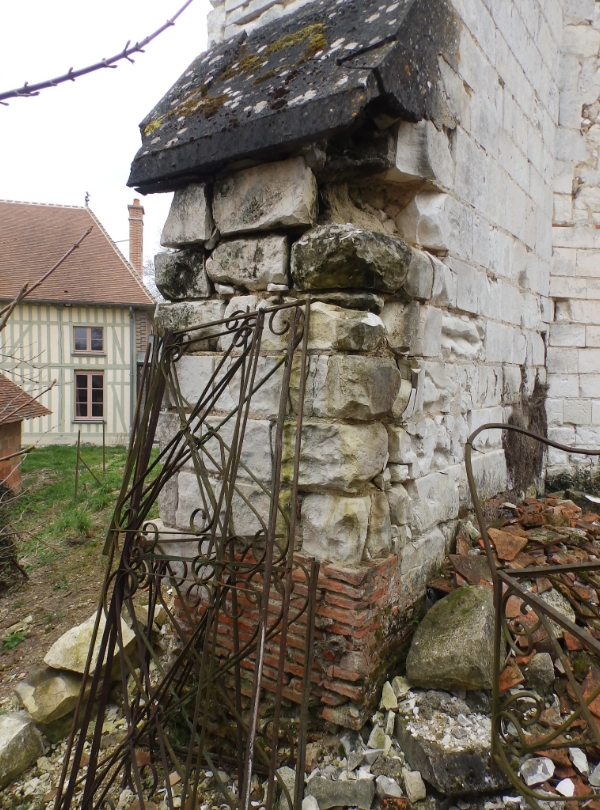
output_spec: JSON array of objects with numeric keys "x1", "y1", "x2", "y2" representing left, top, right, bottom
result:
[{"x1": 128, "y1": 0, "x2": 563, "y2": 725}]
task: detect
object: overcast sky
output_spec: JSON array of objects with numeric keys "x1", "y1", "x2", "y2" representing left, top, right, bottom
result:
[{"x1": 0, "y1": 0, "x2": 212, "y2": 267}]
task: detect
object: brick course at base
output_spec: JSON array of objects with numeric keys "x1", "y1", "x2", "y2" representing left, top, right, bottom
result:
[
  {"x1": 178, "y1": 552, "x2": 414, "y2": 726},
  {"x1": 0, "y1": 421, "x2": 22, "y2": 491}
]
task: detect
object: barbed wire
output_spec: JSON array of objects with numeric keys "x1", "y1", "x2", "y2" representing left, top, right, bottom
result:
[{"x1": 0, "y1": 0, "x2": 195, "y2": 105}]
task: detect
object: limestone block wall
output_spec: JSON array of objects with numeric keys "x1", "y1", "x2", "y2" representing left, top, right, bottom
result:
[
  {"x1": 150, "y1": 0, "x2": 567, "y2": 715},
  {"x1": 548, "y1": 0, "x2": 600, "y2": 476}
]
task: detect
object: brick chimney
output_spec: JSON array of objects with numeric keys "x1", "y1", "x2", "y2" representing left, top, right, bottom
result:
[{"x1": 128, "y1": 198, "x2": 144, "y2": 279}]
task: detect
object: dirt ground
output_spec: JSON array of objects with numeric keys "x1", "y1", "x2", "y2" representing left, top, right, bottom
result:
[{"x1": 0, "y1": 540, "x2": 106, "y2": 707}]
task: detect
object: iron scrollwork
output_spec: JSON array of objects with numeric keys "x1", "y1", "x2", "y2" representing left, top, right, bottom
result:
[{"x1": 55, "y1": 300, "x2": 319, "y2": 810}]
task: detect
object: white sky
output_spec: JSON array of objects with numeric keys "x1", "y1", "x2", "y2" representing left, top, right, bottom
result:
[{"x1": 0, "y1": 0, "x2": 212, "y2": 266}]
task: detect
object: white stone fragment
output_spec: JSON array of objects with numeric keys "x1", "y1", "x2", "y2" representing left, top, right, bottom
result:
[
  {"x1": 0, "y1": 713, "x2": 44, "y2": 790},
  {"x1": 376, "y1": 775, "x2": 403, "y2": 799},
  {"x1": 556, "y1": 779, "x2": 575, "y2": 798},
  {"x1": 45, "y1": 612, "x2": 136, "y2": 676},
  {"x1": 520, "y1": 757, "x2": 555, "y2": 787},
  {"x1": 380, "y1": 681, "x2": 398, "y2": 711},
  {"x1": 569, "y1": 747, "x2": 589, "y2": 775},
  {"x1": 161, "y1": 183, "x2": 214, "y2": 248},
  {"x1": 392, "y1": 676, "x2": 411, "y2": 699},
  {"x1": 402, "y1": 769, "x2": 427, "y2": 803},
  {"x1": 213, "y1": 157, "x2": 317, "y2": 235}
]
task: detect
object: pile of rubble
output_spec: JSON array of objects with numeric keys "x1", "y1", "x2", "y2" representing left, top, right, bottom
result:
[{"x1": 4, "y1": 490, "x2": 600, "y2": 810}]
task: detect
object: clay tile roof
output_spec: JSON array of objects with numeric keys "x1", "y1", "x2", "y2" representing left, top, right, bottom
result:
[
  {"x1": 0, "y1": 201, "x2": 154, "y2": 308},
  {"x1": 0, "y1": 374, "x2": 52, "y2": 425},
  {"x1": 128, "y1": 0, "x2": 459, "y2": 192}
]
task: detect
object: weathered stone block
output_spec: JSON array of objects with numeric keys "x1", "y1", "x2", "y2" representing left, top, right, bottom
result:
[
  {"x1": 308, "y1": 302, "x2": 385, "y2": 352},
  {"x1": 404, "y1": 249, "x2": 434, "y2": 300},
  {"x1": 291, "y1": 224, "x2": 413, "y2": 293},
  {"x1": 15, "y1": 664, "x2": 83, "y2": 726},
  {"x1": 396, "y1": 193, "x2": 451, "y2": 251},
  {"x1": 387, "y1": 426, "x2": 416, "y2": 466},
  {"x1": 161, "y1": 183, "x2": 214, "y2": 248},
  {"x1": 155, "y1": 250, "x2": 211, "y2": 300},
  {"x1": 365, "y1": 490, "x2": 392, "y2": 558},
  {"x1": 387, "y1": 484, "x2": 411, "y2": 526},
  {"x1": 381, "y1": 301, "x2": 421, "y2": 354},
  {"x1": 172, "y1": 356, "x2": 215, "y2": 405},
  {"x1": 213, "y1": 157, "x2": 317, "y2": 235},
  {"x1": 301, "y1": 493, "x2": 370, "y2": 565},
  {"x1": 306, "y1": 774, "x2": 375, "y2": 810},
  {"x1": 44, "y1": 612, "x2": 136, "y2": 677},
  {"x1": 404, "y1": 467, "x2": 461, "y2": 533},
  {"x1": 285, "y1": 421, "x2": 388, "y2": 493},
  {"x1": 406, "y1": 586, "x2": 495, "y2": 691},
  {"x1": 392, "y1": 120, "x2": 454, "y2": 188},
  {"x1": 154, "y1": 301, "x2": 226, "y2": 349},
  {"x1": 176, "y1": 470, "x2": 271, "y2": 537},
  {"x1": 313, "y1": 356, "x2": 402, "y2": 420},
  {"x1": 0, "y1": 713, "x2": 43, "y2": 789},
  {"x1": 206, "y1": 235, "x2": 289, "y2": 290},
  {"x1": 441, "y1": 314, "x2": 482, "y2": 358}
]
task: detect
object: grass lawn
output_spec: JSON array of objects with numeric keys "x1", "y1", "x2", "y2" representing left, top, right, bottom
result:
[{"x1": 0, "y1": 443, "x2": 134, "y2": 703}]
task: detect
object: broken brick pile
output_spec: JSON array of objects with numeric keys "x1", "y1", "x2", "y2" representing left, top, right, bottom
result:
[{"x1": 430, "y1": 491, "x2": 600, "y2": 804}]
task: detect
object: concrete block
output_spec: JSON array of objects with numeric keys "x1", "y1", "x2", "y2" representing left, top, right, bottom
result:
[
  {"x1": 174, "y1": 356, "x2": 215, "y2": 405},
  {"x1": 455, "y1": 260, "x2": 480, "y2": 315},
  {"x1": 387, "y1": 425, "x2": 417, "y2": 466},
  {"x1": 161, "y1": 184, "x2": 214, "y2": 248},
  {"x1": 393, "y1": 121, "x2": 454, "y2": 188},
  {"x1": 213, "y1": 157, "x2": 317, "y2": 235},
  {"x1": 206, "y1": 235, "x2": 289, "y2": 290},
  {"x1": 580, "y1": 375, "x2": 600, "y2": 397},
  {"x1": 441, "y1": 312, "x2": 483, "y2": 359}
]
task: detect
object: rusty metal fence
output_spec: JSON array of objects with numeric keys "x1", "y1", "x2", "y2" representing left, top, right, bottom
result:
[
  {"x1": 55, "y1": 300, "x2": 318, "y2": 810},
  {"x1": 466, "y1": 424, "x2": 600, "y2": 810}
]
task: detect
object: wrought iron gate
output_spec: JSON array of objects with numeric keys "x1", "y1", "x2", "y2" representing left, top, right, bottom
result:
[{"x1": 55, "y1": 300, "x2": 319, "y2": 810}]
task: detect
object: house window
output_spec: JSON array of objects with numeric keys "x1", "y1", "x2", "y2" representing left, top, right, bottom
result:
[
  {"x1": 74, "y1": 326, "x2": 103, "y2": 353},
  {"x1": 75, "y1": 372, "x2": 104, "y2": 420}
]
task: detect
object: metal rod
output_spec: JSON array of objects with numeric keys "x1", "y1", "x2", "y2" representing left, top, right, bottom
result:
[{"x1": 74, "y1": 429, "x2": 81, "y2": 499}]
